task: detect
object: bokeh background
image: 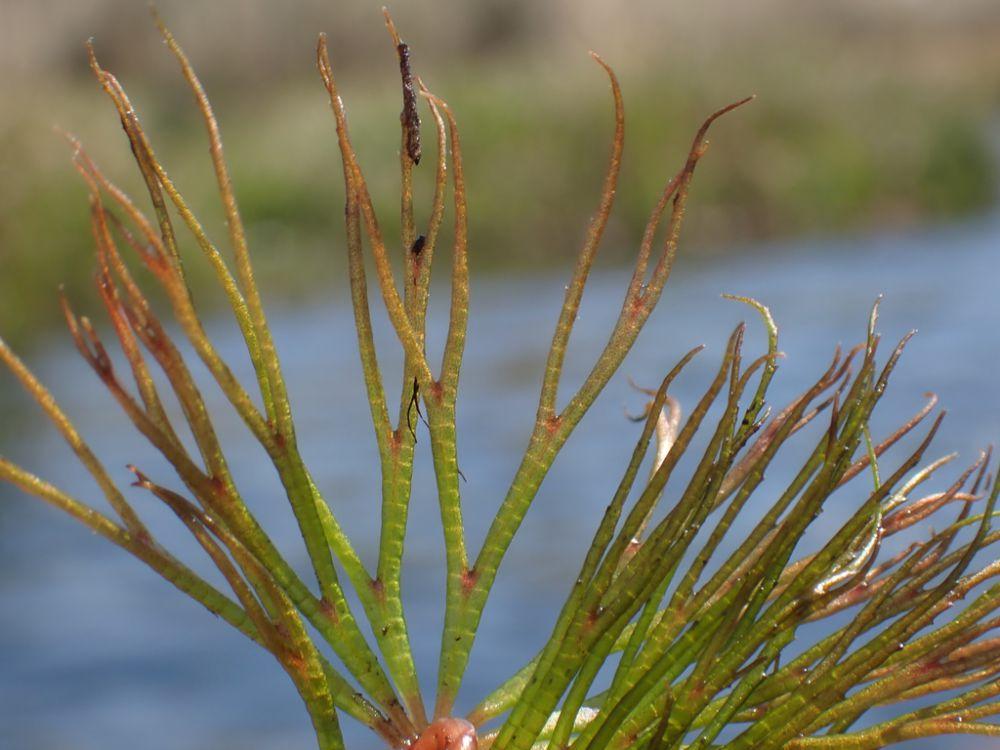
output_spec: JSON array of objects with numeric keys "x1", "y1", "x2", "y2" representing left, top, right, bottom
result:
[
  {"x1": 3, "y1": 0, "x2": 1000, "y2": 343},
  {"x1": 1, "y1": 1, "x2": 999, "y2": 749}
]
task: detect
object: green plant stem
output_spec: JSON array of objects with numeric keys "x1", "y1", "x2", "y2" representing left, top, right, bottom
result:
[{"x1": 435, "y1": 97, "x2": 753, "y2": 716}]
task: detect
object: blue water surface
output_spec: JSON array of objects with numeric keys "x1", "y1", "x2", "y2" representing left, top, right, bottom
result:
[{"x1": 1, "y1": 217, "x2": 999, "y2": 749}]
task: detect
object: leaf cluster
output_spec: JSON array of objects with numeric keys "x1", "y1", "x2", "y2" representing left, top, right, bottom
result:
[{"x1": 2, "y1": 10, "x2": 998, "y2": 750}]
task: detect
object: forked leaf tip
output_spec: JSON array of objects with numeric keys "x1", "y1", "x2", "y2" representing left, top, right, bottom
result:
[
  {"x1": 588, "y1": 50, "x2": 609, "y2": 68},
  {"x1": 149, "y1": 3, "x2": 169, "y2": 36},
  {"x1": 382, "y1": 7, "x2": 400, "y2": 41},
  {"x1": 705, "y1": 94, "x2": 755, "y2": 126},
  {"x1": 85, "y1": 39, "x2": 100, "y2": 74},
  {"x1": 125, "y1": 463, "x2": 144, "y2": 483}
]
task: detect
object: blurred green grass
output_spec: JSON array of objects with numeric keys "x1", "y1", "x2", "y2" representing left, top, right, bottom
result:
[{"x1": 2, "y1": 0, "x2": 998, "y2": 347}]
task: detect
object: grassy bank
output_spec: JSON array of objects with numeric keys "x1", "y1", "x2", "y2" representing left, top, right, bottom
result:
[{"x1": 1, "y1": 2, "x2": 998, "y2": 346}]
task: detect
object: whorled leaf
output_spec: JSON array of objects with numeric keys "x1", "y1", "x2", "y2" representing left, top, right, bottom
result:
[{"x1": 0, "y1": 9, "x2": 996, "y2": 750}]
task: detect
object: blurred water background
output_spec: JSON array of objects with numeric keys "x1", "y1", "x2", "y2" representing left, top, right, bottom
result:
[
  {"x1": 2, "y1": 215, "x2": 999, "y2": 748},
  {"x1": 2, "y1": 1, "x2": 1000, "y2": 749}
]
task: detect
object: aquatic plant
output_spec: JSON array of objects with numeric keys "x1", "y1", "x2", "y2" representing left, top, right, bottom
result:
[{"x1": 2, "y1": 9, "x2": 1000, "y2": 750}]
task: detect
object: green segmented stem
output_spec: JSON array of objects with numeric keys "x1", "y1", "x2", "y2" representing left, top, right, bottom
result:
[{"x1": 5, "y1": 12, "x2": 1000, "y2": 750}]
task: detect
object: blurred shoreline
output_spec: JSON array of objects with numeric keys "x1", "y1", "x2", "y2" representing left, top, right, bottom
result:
[{"x1": 2, "y1": 0, "x2": 998, "y2": 347}]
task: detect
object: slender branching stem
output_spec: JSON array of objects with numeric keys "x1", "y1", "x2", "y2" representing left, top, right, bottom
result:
[{"x1": 3, "y1": 14, "x2": 998, "y2": 750}]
